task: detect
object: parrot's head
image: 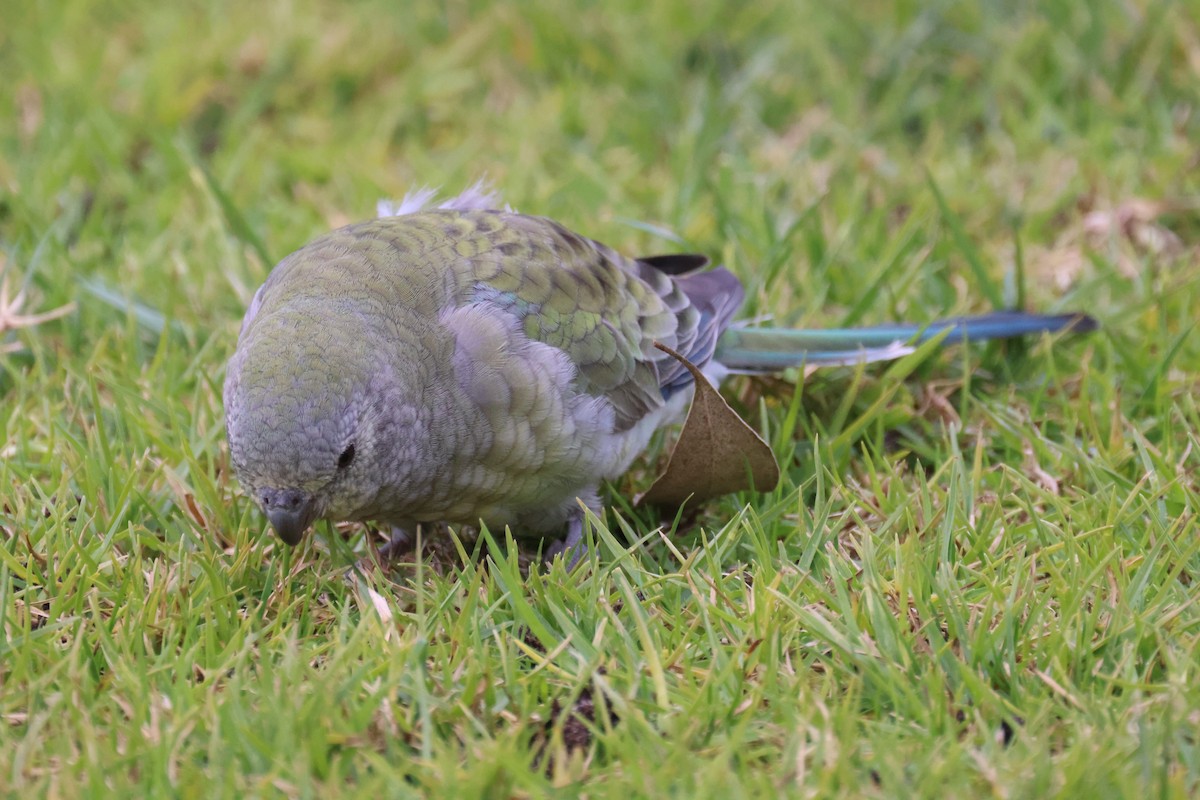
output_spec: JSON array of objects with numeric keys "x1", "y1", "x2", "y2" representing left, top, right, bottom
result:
[{"x1": 223, "y1": 310, "x2": 406, "y2": 546}]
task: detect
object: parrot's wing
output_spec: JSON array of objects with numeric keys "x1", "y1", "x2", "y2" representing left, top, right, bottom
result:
[
  {"x1": 241, "y1": 209, "x2": 745, "y2": 434},
  {"x1": 456, "y1": 212, "x2": 744, "y2": 430},
  {"x1": 649, "y1": 264, "x2": 743, "y2": 396}
]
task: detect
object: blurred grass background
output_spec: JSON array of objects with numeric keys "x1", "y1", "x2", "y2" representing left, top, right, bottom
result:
[{"x1": 2, "y1": 0, "x2": 1199, "y2": 796}]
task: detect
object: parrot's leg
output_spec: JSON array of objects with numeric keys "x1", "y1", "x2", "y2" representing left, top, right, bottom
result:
[
  {"x1": 545, "y1": 508, "x2": 586, "y2": 570},
  {"x1": 356, "y1": 525, "x2": 417, "y2": 574},
  {"x1": 375, "y1": 525, "x2": 416, "y2": 562}
]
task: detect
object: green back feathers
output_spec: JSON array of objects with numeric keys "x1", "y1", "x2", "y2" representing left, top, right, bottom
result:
[{"x1": 245, "y1": 210, "x2": 743, "y2": 431}]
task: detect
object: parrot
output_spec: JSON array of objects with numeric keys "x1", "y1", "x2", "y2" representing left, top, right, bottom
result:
[{"x1": 223, "y1": 186, "x2": 1096, "y2": 564}]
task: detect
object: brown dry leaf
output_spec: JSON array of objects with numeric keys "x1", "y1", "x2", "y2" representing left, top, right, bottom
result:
[
  {"x1": 1082, "y1": 198, "x2": 1176, "y2": 248},
  {"x1": 1083, "y1": 197, "x2": 1186, "y2": 275},
  {"x1": 637, "y1": 342, "x2": 780, "y2": 508},
  {"x1": 1025, "y1": 243, "x2": 1088, "y2": 292},
  {"x1": 1021, "y1": 195, "x2": 1189, "y2": 289}
]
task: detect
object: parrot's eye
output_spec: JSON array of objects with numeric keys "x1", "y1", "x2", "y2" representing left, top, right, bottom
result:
[{"x1": 337, "y1": 443, "x2": 356, "y2": 470}]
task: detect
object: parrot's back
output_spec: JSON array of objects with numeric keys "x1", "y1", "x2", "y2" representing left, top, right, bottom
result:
[{"x1": 225, "y1": 209, "x2": 743, "y2": 541}]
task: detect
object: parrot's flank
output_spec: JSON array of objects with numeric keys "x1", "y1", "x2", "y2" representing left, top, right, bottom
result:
[{"x1": 224, "y1": 188, "x2": 1096, "y2": 564}]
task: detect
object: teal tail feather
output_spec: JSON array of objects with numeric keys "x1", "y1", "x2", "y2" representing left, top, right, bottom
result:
[{"x1": 714, "y1": 312, "x2": 1097, "y2": 371}]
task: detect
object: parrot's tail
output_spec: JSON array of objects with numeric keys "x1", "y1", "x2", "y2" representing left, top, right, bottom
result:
[{"x1": 713, "y1": 311, "x2": 1097, "y2": 371}]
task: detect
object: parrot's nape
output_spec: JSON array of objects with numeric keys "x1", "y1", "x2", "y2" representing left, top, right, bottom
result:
[{"x1": 223, "y1": 186, "x2": 1096, "y2": 566}]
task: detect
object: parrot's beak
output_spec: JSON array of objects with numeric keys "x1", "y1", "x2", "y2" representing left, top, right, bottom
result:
[{"x1": 259, "y1": 488, "x2": 318, "y2": 546}]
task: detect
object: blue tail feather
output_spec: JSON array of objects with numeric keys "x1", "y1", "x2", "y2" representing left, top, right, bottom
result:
[{"x1": 713, "y1": 312, "x2": 1097, "y2": 371}]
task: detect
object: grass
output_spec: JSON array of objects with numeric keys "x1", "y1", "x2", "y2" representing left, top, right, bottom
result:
[{"x1": 2, "y1": 0, "x2": 1199, "y2": 795}]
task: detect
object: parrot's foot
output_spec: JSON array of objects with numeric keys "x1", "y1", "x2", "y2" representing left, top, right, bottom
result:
[
  {"x1": 356, "y1": 526, "x2": 417, "y2": 575},
  {"x1": 373, "y1": 526, "x2": 416, "y2": 563},
  {"x1": 544, "y1": 509, "x2": 587, "y2": 571},
  {"x1": 352, "y1": 527, "x2": 415, "y2": 573}
]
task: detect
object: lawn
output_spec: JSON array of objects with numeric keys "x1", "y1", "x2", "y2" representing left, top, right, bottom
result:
[{"x1": 2, "y1": 0, "x2": 1199, "y2": 796}]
